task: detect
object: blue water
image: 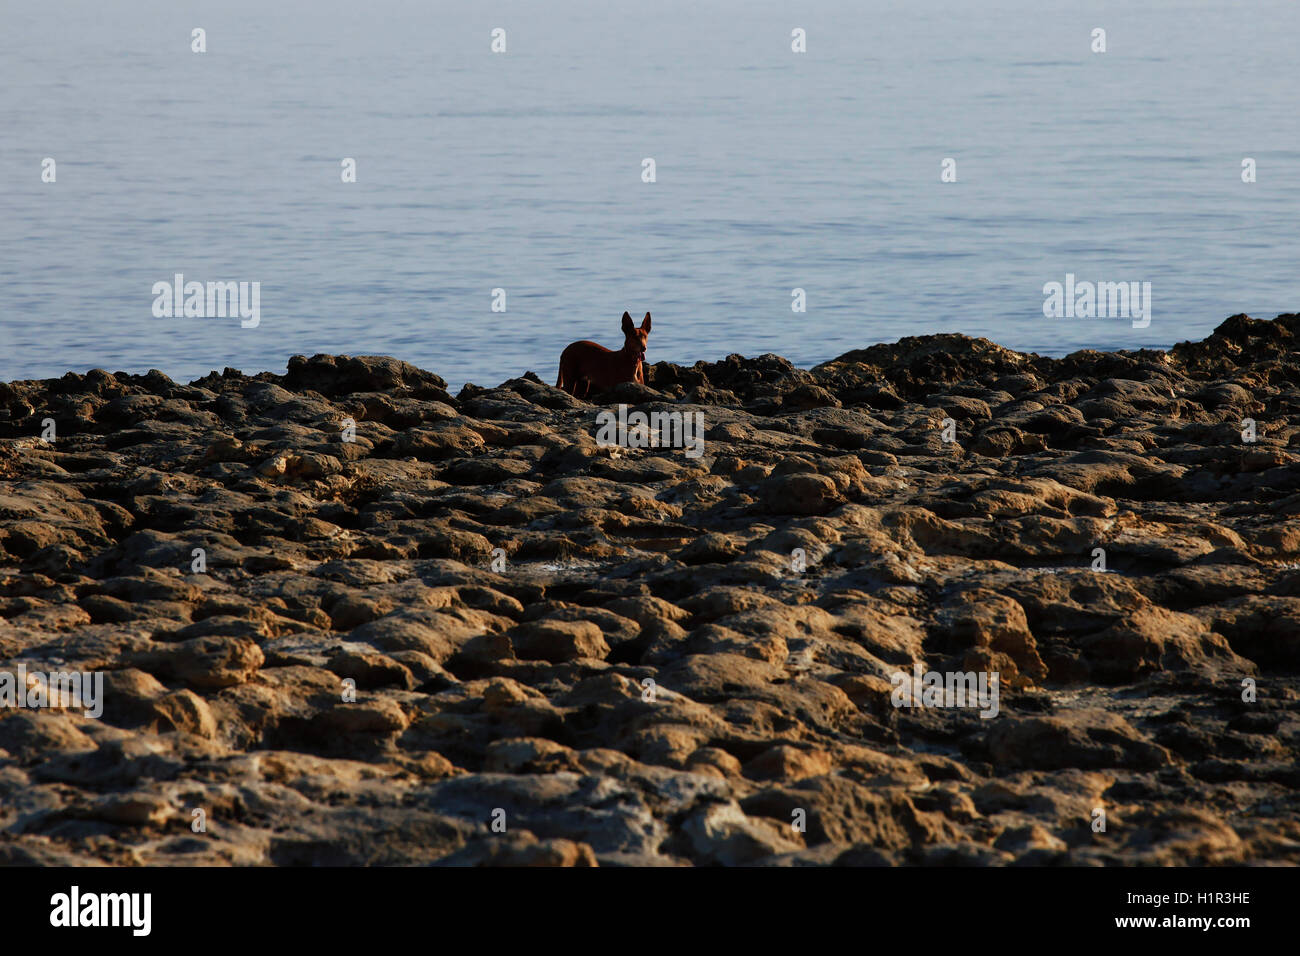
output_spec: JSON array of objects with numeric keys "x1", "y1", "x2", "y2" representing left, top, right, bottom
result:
[{"x1": 3, "y1": 0, "x2": 1298, "y2": 392}]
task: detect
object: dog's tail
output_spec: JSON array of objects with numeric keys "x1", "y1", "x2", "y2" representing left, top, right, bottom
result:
[{"x1": 555, "y1": 347, "x2": 572, "y2": 393}]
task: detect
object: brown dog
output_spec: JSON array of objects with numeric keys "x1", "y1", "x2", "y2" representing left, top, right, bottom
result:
[{"x1": 556, "y1": 311, "x2": 651, "y2": 398}]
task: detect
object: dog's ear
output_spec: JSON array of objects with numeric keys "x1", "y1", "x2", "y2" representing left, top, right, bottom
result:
[
  {"x1": 621, "y1": 312, "x2": 634, "y2": 334},
  {"x1": 641, "y1": 312, "x2": 652, "y2": 332}
]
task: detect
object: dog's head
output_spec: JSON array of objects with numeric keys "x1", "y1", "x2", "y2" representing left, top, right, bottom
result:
[{"x1": 621, "y1": 311, "x2": 651, "y2": 362}]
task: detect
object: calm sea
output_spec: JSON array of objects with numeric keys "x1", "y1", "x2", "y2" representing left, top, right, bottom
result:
[{"x1": 3, "y1": 0, "x2": 1298, "y2": 391}]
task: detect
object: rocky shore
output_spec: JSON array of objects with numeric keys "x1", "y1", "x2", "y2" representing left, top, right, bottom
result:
[{"x1": 2, "y1": 313, "x2": 1299, "y2": 866}]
